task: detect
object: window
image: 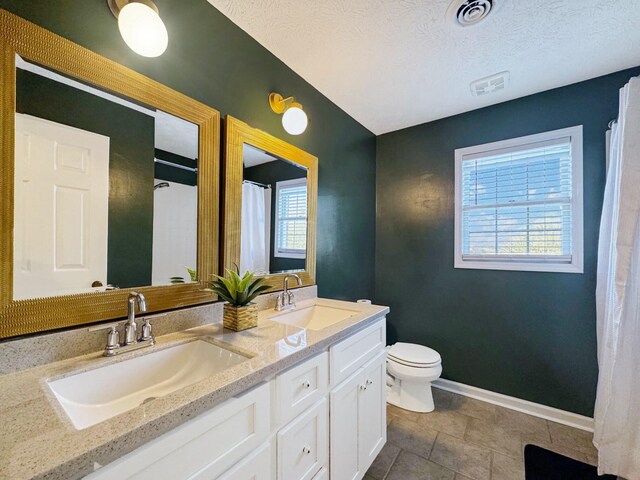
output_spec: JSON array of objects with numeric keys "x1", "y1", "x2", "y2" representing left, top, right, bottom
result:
[
  {"x1": 274, "y1": 178, "x2": 307, "y2": 259},
  {"x1": 454, "y1": 126, "x2": 583, "y2": 273}
]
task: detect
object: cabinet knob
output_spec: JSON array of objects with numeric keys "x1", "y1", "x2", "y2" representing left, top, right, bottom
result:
[
  {"x1": 366, "y1": 379, "x2": 373, "y2": 386},
  {"x1": 303, "y1": 380, "x2": 311, "y2": 389},
  {"x1": 360, "y1": 384, "x2": 367, "y2": 391},
  {"x1": 303, "y1": 446, "x2": 312, "y2": 455}
]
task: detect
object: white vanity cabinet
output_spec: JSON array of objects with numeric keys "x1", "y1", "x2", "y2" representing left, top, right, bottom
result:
[
  {"x1": 329, "y1": 324, "x2": 387, "y2": 480},
  {"x1": 85, "y1": 317, "x2": 386, "y2": 480}
]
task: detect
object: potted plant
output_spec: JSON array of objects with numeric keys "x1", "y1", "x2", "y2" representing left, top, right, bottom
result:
[{"x1": 209, "y1": 269, "x2": 270, "y2": 331}]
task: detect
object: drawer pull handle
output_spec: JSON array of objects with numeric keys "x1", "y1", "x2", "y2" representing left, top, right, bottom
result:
[
  {"x1": 303, "y1": 380, "x2": 311, "y2": 389},
  {"x1": 303, "y1": 446, "x2": 312, "y2": 455}
]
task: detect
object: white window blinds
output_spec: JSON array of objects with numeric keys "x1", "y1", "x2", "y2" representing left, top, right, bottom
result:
[
  {"x1": 275, "y1": 179, "x2": 307, "y2": 255},
  {"x1": 461, "y1": 137, "x2": 573, "y2": 262}
]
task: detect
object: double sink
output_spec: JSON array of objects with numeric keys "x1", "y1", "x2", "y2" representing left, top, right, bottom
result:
[{"x1": 47, "y1": 299, "x2": 363, "y2": 430}]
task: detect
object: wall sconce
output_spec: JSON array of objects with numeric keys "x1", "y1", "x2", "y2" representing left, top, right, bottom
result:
[
  {"x1": 269, "y1": 93, "x2": 308, "y2": 135},
  {"x1": 107, "y1": 0, "x2": 168, "y2": 57}
]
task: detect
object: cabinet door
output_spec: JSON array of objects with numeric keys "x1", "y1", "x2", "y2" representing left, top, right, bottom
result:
[
  {"x1": 277, "y1": 398, "x2": 328, "y2": 480},
  {"x1": 329, "y1": 368, "x2": 362, "y2": 480},
  {"x1": 358, "y1": 352, "x2": 387, "y2": 473}
]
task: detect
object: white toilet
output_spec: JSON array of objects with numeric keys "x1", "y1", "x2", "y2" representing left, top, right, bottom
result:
[{"x1": 386, "y1": 342, "x2": 442, "y2": 413}]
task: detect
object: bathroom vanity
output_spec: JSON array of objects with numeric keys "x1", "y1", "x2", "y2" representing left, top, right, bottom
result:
[
  {"x1": 0, "y1": 296, "x2": 388, "y2": 479},
  {"x1": 86, "y1": 312, "x2": 386, "y2": 480}
]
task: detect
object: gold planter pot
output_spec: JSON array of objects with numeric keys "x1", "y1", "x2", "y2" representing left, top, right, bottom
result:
[{"x1": 223, "y1": 303, "x2": 258, "y2": 331}]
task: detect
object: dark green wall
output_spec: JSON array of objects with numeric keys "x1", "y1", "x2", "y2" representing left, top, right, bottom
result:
[
  {"x1": 244, "y1": 161, "x2": 307, "y2": 272},
  {"x1": 0, "y1": 0, "x2": 377, "y2": 301},
  {"x1": 376, "y1": 66, "x2": 640, "y2": 416},
  {"x1": 15, "y1": 69, "x2": 155, "y2": 288}
]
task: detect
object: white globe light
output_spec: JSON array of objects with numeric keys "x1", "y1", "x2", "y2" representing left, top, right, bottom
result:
[
  {"x1": 118, "y1": 2, "x2": 168, "y2": 58},
  {"x1": 282, "y1": 105, "x2": 308, "y2": 135}
]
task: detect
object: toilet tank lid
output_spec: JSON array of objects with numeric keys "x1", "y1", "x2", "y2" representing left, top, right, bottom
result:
[{"x1": 388, "y1": 342, "x2": 441, "y2": 365}]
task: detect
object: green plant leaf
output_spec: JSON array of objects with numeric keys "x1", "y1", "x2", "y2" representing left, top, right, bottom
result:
[
  {"x1": 210, "y1": 269, "x2": 269, "y2": 306},
  {"x1": 247, "y1": 285, "x2": 270, "y2": 302},
  {"x1": 184, "y1": 266, "x2": 197, "y2": 281},
  {"x1": 246, "y1": 277, "x2": 269, "y2": 301}
]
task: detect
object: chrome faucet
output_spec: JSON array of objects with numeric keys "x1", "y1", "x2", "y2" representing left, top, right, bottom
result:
[
  {"x1": 275, "y1": 274, "x2": 302, "y2": 311},
  {"x1": 90, "y1": 293, "x2": 158, "y2": 357},
  {"x1": 125, "y1": 292, "x2": 147, "y2": 345}
]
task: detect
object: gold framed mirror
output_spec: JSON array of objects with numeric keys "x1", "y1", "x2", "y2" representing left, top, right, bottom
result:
[
  {"x1": 222, "y1": 116, "x2": 317, "y2": 292},
  {"x1": 0, "y1": 10, "x2": 220, "y2": 338}
]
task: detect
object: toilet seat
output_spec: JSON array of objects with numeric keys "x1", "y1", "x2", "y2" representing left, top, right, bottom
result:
[
  {"x1": 388, "y1": 356, "x2": 441, "y2": 368},
  {"x1": 387, "y1": 342, "x2": 441, "y2": 367}
]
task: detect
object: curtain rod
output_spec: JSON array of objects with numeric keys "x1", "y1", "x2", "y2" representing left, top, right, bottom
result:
[
  {"x1": 154, "y1": 158, "x2": 198, "y2": 173},
  {"x1": 243, "y1": 179, "x2": 271, "y2": 188}
]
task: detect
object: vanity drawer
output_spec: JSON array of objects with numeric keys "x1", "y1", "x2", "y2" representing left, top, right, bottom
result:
[
  {"x1": 86, "y1": 383, "x2": 270, "y2": 480},
  {"x1": 275, "y1": 352, "x2": 328, "y2": 428},
  {"x1": 215, "y1": 442, "x2": 272, "y2": 480},
  {"x1": 330, "y1": 318, "x2": 385, "y2": 386},
  {"x1": 277, "y1": 398, "x2": 328, "y2": 480}
]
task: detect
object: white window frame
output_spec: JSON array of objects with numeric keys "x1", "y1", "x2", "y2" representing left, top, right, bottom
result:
[
  {"x1": 454, "y1": 126, "x2": 584, "y2": 273},
  {"x1": 274, "y1": 178, "x2": 307, "y2": 259}
]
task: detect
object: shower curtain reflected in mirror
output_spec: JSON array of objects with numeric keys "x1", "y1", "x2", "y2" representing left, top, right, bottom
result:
[{"x1": 240, "y1": 182, "x2": 270, "y2": 275}]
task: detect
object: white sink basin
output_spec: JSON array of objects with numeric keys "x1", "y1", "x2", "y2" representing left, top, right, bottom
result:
[
  {"x1": 47, "y1": 340, "x2": 249, "y2": 430},
  {"x1": 266, "y1": 301, "x2": 361, "y2": 331}
]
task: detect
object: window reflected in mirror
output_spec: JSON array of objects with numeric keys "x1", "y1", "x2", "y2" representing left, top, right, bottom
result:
[
  {"x1": 241, "y1": 144, "x2": 307, "y2": 275},
  {"x1": 13, "y1": 55, "x2": 199, "y2": 300}
]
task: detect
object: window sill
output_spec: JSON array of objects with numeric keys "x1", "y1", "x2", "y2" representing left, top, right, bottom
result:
[{"x1": 454, "y1": 258, "x2": 583, "y2": 274}]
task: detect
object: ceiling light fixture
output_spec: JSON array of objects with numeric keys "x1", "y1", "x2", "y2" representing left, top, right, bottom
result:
[
  {"x1": 269, "y1": 93, "x2": 308, "y2": 135},
  {"x1": 107, "y1": 0, "x2": 168, "y2": 57}
]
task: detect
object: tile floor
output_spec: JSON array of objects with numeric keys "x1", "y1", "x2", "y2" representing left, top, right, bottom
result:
[{"x1": 365, "y1": 388, "x2": 598, "y2": 480}]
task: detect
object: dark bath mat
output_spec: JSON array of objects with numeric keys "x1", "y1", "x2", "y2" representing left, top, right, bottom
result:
[{"x1": 525, "y1": 444, "x2": 616, "y2": 479}]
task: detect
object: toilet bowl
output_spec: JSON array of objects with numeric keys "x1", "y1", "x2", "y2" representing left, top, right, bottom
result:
[{"x1": 386, "y1": 342, "x2": 442, "y2": 413}]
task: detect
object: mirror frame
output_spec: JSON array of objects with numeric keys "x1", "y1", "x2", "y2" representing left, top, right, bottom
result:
[
  {"x1": 223, "y1": 116, "x2": 317, "y2": 292},
  {"x1": 0, "y1": 10, "x2": 220, "y2": 338}
]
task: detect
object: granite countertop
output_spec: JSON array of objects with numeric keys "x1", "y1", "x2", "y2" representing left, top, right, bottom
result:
[{"x1": 0, "y1": 298, "x2": 388, "y2": 480}]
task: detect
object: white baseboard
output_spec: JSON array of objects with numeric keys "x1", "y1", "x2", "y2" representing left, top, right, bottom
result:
[{"x1": 432, "y1": 378, "x2": 594, "y2": 432}]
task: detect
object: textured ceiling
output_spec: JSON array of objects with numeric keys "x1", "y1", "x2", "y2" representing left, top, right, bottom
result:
[{"x1": 207, "y1": 0, "x2": 640, "y2": 134}]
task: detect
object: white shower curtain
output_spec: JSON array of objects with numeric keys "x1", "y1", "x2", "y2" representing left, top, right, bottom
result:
[
  {"x1": 594, "y1": 76, "x2": 640, "y2": 479},
  {"x1": 240, "y1": 183, "x2": 270, "y2": 275}
]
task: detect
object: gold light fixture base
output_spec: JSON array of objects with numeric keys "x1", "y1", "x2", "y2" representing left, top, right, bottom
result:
[
  {"x1": 269, "y1": 92, "x2": 296, "y2": 114},
  {"x1": 107, "y1": 0, "x2": 159, "y2": 18}
]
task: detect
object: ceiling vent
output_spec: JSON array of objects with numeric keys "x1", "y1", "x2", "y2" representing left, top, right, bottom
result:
[
  {"x1": 470, "y1": 71, "x2": 510, "y2": 97},
  {"x1": 447, "y1": 0, "x2": 498, "y2": 27}
]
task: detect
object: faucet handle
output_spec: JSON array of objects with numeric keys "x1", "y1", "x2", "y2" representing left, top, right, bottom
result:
[
  {"x1": 140, "y1": 317, "x2": 154, "y2": 343},
  {"x1": 87, "y1": 322, "x2": 121, "y2": 356},
  {"x1": 105, "y1": 325, "x2": 120, "y2": 355}
]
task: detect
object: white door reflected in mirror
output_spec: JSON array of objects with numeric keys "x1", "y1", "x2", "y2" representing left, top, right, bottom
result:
[
  {"x1": 13, "y1": 56, "x2": 200, "y2": 300},
  {"x1": 14, "y1": 114, "x2": 110, "y2": 300}
]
